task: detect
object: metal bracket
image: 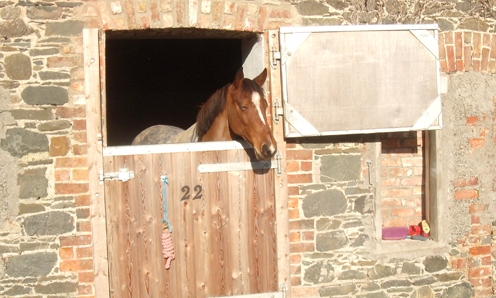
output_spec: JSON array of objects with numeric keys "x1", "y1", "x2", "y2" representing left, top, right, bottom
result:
[
  {"x1": 99, "y1": 168, "x2": 135, "y2": 182},
  {"x1": 366, "y1": 160, "x2": 372, "y2": 185},
  {"x1": 275, "y1": 151, "x2": 282, "y2": 176},
  {"x1": 273, "y1": 100, "x2": 284, "y2": 124},
  {"x1": 270, "y1": 48, "x2": 281, "y2": 69}
]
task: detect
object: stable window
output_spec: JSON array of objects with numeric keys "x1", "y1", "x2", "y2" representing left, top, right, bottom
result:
[
  {"x1": 270, "y1": 24, "x2": 447, "y2": 257},
  {"x1": 276, "y1": 24, "x2": 441, "y2": 137},
  {"x1": 104, "y1": 29, "x2": 265, "y2": 147}
]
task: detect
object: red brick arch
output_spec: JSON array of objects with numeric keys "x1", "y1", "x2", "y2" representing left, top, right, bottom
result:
[{"x1": 81, "y1": 0, "x2": 298, "y2": 32}]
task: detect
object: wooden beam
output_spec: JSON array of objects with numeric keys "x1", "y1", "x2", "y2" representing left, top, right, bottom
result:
[
  {"x1": 267, "y1": 30, "x2": 291, "y2": 297},
  {"x1": 83, "y1": 28, "x2": 110, "y2": 297}
]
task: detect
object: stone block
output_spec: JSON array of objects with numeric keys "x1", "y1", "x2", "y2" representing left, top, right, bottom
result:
[
  {"x1": 410, "y1": 286, "x2": 435, "y2": 298},
  {"x1": 21, "y1": 86, "x2": 69, "y2": 105},
  {"x1": 434, "y1": 271, "x2": 463, "y2": 282},
  {"x1": 10, "y1": 109, "x2": 54, "y2": 121},
  {"x1": 39, "y1": 71, "x2": 70, "y2": 81},
  {"x1": 4, "y1": 53, "x2": 31, "y2": 80},
  {"x1": 34, "y1": 281, "x2": 77, "y2": 294},
  {"x1": 302, "y1": 189, "x2": 347, "y2": 217},
  {"x1": 27, "y1": 6, "x2": 62, "y2": 20},
  {"x1": 18, "y1": 203, "x2": 45, "y2": 215},
  {"x1": 23, "y1": 211, "x2": 74, "y2": 236},
  {"x1": 18, "y1": 168, "x2": 48, "y2": 199},
  {"x1": 380, "y1": 279, "x2": 411, "y2": 288},
  {"x1": 1, "y1": 128, "x2": 49, "y2": 157},
  {"x1": 316, "y1": 230, "x2": 348, "y2": 251},
  {"x1": 339, "y1": 269, "x2": 367, "y2": 280},
  {"x1": 350, "y1": 234, "x2": 368, "y2": 247},
  {"x1": 320, "y1": 155, "x2": 361, "y2": 182},
  {"x1": 319, "y1": 283, "x2": 356, "y2": 296},
  {"x1": 45, "y1": 20, "x2": 84, "y2": 36},
  {"x1": 423, "y1": 255, "x2": 448, "y2": 273},
  {"x1": 2, "y1": 285, "x2": 31, "y2": 296},
  {"x1": 0, "y1": 6, "x2": 21, "y2": 19},
  {"x1": 0, "y1": 18, "x2": 31, "y2": 38},
  {"x1": 5, "y1": 252, "x2": 57, "y2": 277},
  {"x1": 37, "y1": 120, "x2": 71, "y2": 131},
  {"x1": 316, "y1": 218, "x2": 341, "y2": 231},
  {"x1": 368, "y1": 264, "x2": 396, "y2": 280},
  {"x1": 303, "y1": 260, "x2": 335, "y2": 283},
  {"x1": 440, "y1": 282, "x2": 473, "y2": 298},
  {"x1": 401, "y1": 262, "x2": 421, "y2": 275},
  {"x1": 29, "y1": 48, "x2": 60, "y2": 56}
]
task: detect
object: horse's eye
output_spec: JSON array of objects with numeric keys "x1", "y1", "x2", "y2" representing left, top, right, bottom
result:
[{"x1": 240, "y1": 106, "x2": 248, "y2": 111}]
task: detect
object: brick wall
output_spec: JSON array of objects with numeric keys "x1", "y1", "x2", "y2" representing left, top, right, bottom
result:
[
  {"x1": 380, "y1": 131, "x2": 424, "y2": 228},
  {"x1": 286, "y1": 32, "x2": 496, "y2": 297},
  {"x1": 438, "y1": 30, "x2": 496, "y2": 298},
  {"x1": 1, "y1": 0, "x2": 496, "y2": 296}
]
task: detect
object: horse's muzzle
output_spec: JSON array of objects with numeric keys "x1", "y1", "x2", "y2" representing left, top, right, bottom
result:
[{"x1": 257, "y1": 143, "x2": 277, "y2": 160}]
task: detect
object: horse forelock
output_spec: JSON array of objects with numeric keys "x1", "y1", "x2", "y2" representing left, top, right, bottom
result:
[{"x1": 196, "y1": 84, "x2": 229, "y2": 139}]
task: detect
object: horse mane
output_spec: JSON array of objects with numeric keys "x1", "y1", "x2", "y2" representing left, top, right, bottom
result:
[{"x1": 196, "y1": 84, "x2": 229, "y2": 140}]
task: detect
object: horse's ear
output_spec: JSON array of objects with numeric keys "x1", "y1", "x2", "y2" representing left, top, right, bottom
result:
[
  {"x1": 253, "y1": 68, "x2": 267, "y2": 87},
  {"x1": 233, "y1": 68, "x2": 244, "y2": 89}
]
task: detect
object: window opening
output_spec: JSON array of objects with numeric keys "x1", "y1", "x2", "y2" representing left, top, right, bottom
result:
[{"x1": 104, "y1": 29, "x2": 260, "y2": 146}]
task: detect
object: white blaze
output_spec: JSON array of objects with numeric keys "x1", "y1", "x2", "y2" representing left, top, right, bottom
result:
[{"x1": 251, "y1": 92, "x2": 266, "y2": 125}]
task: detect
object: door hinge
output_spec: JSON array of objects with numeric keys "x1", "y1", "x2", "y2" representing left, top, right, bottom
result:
[
  {"x1": 270, "y1": 49, "x2": 281, "y2": 69},
  {"x1": 99, "y1": 169, "x2": 135, "y2": 182},
  {"x1": 275, "y1": 151, "x2": 283, "y2": 176},
  {"x1": 273, "y1": 100, "x2": 284, "y2": 124}
]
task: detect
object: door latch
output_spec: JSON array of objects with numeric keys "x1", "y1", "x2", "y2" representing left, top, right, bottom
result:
[{"x1": 99, "y1": 169, "x2": 135, "y2": 182}]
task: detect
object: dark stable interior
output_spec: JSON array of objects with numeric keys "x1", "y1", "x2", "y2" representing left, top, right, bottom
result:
[{"x1": 105, "y1": 35, "x2": 243, "y2": 146}]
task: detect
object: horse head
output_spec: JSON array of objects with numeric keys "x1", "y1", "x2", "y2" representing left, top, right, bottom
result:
[{"x1": 227, "y1": 68, "x2": 277, "y2": 160}]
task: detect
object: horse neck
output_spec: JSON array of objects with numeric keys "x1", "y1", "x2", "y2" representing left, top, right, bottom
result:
[
  {"x1": 199, "y1": 108, "x2": 234, "y2": 141},
  {"x1": 197, "y1": 85, "x2": 231, "y2": 141}
]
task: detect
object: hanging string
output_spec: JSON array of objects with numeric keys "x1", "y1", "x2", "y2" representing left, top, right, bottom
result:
[
  {"x1": 160, "y1": 175, "x2": 175, "y2": 269},
  {"x1": 161, "y1": 176, "x2": 172, "y2": 232}
]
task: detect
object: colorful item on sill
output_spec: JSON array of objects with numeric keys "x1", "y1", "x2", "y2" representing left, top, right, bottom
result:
[
  {"x1": 421, "y1": 220, "x2": 430, "y2": 237},
  {"x1": 382, "y1": 227, "x2": 408, "y2": 240}
]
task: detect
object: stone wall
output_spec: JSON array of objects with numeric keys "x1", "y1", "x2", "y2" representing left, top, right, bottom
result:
[{"x1": 0, "y1": 0, "x2": 495, "y2": 297}]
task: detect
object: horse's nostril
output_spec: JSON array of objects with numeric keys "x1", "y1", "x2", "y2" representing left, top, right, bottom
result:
[
  {"x1": 261, "y1": 144, "x2": 268, "y2": 156},
  {"x1": 261, "y1": 143, "x2": 275, "y2": 158}
]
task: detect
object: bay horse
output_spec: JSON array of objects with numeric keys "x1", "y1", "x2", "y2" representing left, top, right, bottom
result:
[{"x1": 132, "y1": 68, "x2": 277, "y2": 160}]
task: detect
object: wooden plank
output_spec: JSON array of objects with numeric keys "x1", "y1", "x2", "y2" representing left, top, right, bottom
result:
[
  {"x1": 83, "y1": 28, "x2": 110, "y2": 298},
  {"x1": 105, "y1": 155, "x2": 134, "y2": 298},
  {"x1": 148, "y1": 154, "x2": 168, "y2": 297},
  {"x1": 105, "y1": 147, "x2": 279, "y2": 297},
  {"x1": 198, "y1": 150, "x2": 216, "y2": 295},
  {"x1": 191, "y1": 151, "x2": 208, "y2": 297},
  {"x1": 174, "y1": 151, "x2": 197, "y2": 297},
  {"x1": 104, "y1": 159, "x2": 123, "y2": 298},
  {"x1": 135, "y1": 153, "x2": 159, "y2": 297},
  {"x1": 226, "y1": 149, "x2": 244, "y2": 295},
  {"x1": 157, "y1": 153, "x2": 178, "y2": 298},
  {"x1": 268, "y1": 30, "x2": 291, "y2": 296},
  {"x1": 255, "y1": 168, "x2": 277, "y2": 292}
]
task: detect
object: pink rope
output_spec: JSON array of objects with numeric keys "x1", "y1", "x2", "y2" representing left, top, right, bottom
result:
[{"x1": 161, "y1": 228, "x2": 175, "y2": 269}]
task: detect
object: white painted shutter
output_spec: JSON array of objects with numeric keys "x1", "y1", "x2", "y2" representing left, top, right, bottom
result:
[{"x1": 276, "y1": 24, "x2": 441, "y2": 137}]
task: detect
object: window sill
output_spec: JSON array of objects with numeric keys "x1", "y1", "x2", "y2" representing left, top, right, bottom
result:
[{"x1": 365, "y1": 238, "x2": 450, "y2": 260}]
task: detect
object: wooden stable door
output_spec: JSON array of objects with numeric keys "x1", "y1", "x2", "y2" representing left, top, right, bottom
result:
[{"x1": 103, "y1": 146, "x2": 278, "y2": 297}]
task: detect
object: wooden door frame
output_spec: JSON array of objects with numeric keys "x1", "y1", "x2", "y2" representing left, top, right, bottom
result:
[
  {"x1": 267, "y1": 30, "x2": 291, "y2": 296},
  {"x1": 84, "y1": 28, "x2": 111, "y2": 297},
  {"x1": 85, "y1": 28, "x2": 291, "y2": 297}
]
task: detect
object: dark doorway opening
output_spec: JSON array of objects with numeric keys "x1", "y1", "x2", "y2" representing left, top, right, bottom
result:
[{"x1": 105, "y1": 29, "x2": 259, "y2": 146}]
